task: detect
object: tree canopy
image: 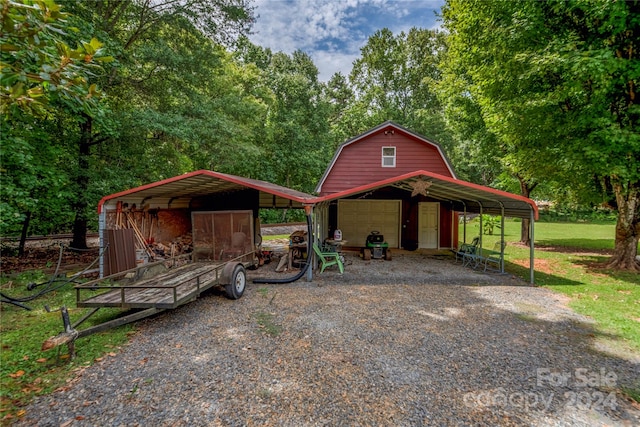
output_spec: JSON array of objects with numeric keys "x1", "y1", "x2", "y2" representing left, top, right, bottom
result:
[{"x1": 440, "y1": 0, "x2": 639, "y2": 269}]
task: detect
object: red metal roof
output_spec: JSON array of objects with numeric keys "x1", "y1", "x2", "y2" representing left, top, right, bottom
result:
[
  {"x1": 314, "y1": 170, "x2": 539, "y2": 219},
  {"x1": 97, "y1": 170, "x2": 316, "y2": 213},
  {"x1": 98, "y1": 169, "x2": 538, "y2": 219}
]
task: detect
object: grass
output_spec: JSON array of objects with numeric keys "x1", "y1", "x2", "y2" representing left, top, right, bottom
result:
[
  {"x1": 462, "y1": 219, "x2": 640, "y2": 355},
  {"x1": 254, "y1": 287, "x2": 281, "y2": 336},
  {"x1": 0, "y1": 274, "x2": 132, "y2": 424},
  {"x1": 262, "y1": 234, "x2": 289, "y2": 241},
  {"x1": 254, "y1": 311, "x2": 282, "y2": 337}
]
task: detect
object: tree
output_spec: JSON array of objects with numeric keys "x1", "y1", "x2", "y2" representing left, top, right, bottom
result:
[
  {"x1": 436, "y1": 67, "x2": 503, "y2": 186},
  {"x1": 1, "y1": 0, "x2": 111, "y2": 253},
  {"x1": 259, "y1": 50, "x2": 332, "y2": 193},
  {"x1": 0, "y1": 0, "x2": 108, "y2": 115},
  {"x1": 441, "y1": 0, "x2": 639, "y2": 269},
  {"x1": 552, "y1": 0, "x2": 640, "y2": 270},
  {"x1": 56, "y1": 0, "x2": 257, "y2": 248},
  {"x1": 343, "y1": 28, "x2": 451, "y2": 149}
]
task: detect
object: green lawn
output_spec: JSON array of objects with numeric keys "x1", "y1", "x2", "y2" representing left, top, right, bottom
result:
[
  {"x1": 0, "y1": 274, "x2": 132, "y2": 423},
  {"x1": 462, "y1": 219, "x2": 640, "y2": 356}
]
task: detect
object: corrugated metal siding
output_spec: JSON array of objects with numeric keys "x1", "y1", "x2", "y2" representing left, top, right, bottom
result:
[
  {"x1": 104, "y1": 228, "x2": 136, "y2": 276},
  {"x1": 321, "y1": 133, "x2": 453, "y2": 195}
]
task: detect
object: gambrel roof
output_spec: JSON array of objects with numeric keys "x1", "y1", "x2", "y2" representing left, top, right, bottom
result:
[{"x1": 316, "y1": 121, "x2": 456, "y2": 194}]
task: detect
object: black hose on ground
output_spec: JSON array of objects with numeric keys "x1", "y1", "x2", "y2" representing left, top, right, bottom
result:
[
  {"x1": 0, "y1": 297, "x2": 33, "y2": 310},
  {"x1": 252, "y1": 212, "x2": 312, "y2": 284},
  {"x1": 0, "y1": 244, "x2": 106, "y2": 310}
]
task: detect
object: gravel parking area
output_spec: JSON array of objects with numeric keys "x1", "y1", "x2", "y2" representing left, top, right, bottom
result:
[{"x1": 18, "y1": 251, "x2": 640, "y2": 426}]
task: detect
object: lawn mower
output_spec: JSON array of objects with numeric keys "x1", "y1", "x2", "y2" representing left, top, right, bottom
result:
[{"x1": 362, "y1": 231, "x2": 392, "y2": 261}]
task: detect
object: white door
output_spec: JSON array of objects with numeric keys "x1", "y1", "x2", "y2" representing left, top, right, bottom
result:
[
  {"x1": 418, "y1": 202, "x2": 439, "y2": 249},
  {"x1": 338, "y1": 200, "x2": 401, "y2": 248}
]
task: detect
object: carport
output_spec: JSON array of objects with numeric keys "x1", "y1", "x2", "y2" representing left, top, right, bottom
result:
[
  {"x1": 97, "y1": 170, "x2": 316, "y2": 277},
  {"x1": 311, "y1": 170, "x2": 539, "y2": 284}
]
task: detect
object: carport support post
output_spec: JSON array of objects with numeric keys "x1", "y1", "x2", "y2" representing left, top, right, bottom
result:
[
  {"x1": 462, "y1": 204, "x2": 467, "y2": 244},
  {"x1": 478, "y1": 204, "x2": 483, "y2": 257},
  {"x1": 98, "y1": 210, "x2": 106, "y2": 278},
  {"x1": 500, "y1": 204, "x2": 505, "y2": 273},
  {"x1": 306, "y1": 205, "x2": 314, "y2": 282},
  {"x1": 530, "y1": 209, "x2": 535, "y2": 284}
]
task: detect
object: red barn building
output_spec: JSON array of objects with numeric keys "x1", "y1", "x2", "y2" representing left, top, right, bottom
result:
[
  {"x1": 314, "y1": 121, "x2": 537, "y2": 253},
  {"x1": 317, "y1": 123, "x2": 456, "y2": 194}
]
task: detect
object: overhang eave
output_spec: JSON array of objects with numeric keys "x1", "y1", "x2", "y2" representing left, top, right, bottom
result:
[{"x1": 315, "y1": 170, "x2": 538, "y2": 220}]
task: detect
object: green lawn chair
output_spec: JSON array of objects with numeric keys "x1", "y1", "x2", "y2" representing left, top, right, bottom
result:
[
  {"x1": 312, "y1": 243, "x2": 344, "y2": 274},
  {"x1": 484, "y1": 241, "x2": 507, "y2": 272},
  {"x1": 455, "y1": 236, "x2": 480, "y2": 263}
]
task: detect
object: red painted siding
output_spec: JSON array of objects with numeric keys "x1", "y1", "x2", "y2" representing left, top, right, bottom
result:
[
  {"x1": 320, "y1": 131, "x2": 453, "y2": 195},
  {"x1": 439, "y1": 204, "x2": 453, "y2": 248}
]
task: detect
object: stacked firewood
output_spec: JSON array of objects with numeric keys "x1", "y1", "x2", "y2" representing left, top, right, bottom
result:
[
  {"x1": 111, "y1": 202, "x2": 194, "y2": 260},
  {"x1": 148, "y1": 234, "x2": 193, "y2": 258}
]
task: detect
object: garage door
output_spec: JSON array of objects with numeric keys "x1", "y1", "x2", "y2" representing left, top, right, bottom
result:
[{"x1": 338, "y1": 200, "x2": 401, "y2": 248}]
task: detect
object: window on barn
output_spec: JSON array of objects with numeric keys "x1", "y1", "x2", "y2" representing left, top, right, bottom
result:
[{"x1": 382, "y1": 146, "x2": 396, "y2": 167}]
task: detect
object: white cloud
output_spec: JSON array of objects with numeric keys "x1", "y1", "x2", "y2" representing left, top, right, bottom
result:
[
  {"x1": 312, "y1": 50, "x2": 360, "y2": 80},
  {"x1": 249, "y1": 0, "x2": 444, "y2": 81}
]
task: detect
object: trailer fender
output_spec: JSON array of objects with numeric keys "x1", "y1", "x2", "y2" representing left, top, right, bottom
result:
[{"x1": 221, "y1": 262, "x2": 246, "y2": 299}]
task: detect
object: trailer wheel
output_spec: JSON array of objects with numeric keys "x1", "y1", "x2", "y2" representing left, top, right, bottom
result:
[
  {"x1": 363, "y1": 248, "x2": 371, "y2": 261},
  {"x1": 225, "y1": 264, "x2": 246, "y2": 299},
  {"x1": 385, "y1": 249, "x2": 392, "y2": 261}
]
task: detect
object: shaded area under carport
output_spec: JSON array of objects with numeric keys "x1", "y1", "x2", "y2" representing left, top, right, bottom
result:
[{"x1": 311, "y1": 170, "x2": 539, "y2": 284}]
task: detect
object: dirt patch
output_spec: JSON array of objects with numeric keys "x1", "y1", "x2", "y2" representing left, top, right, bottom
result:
[{"x1": 511, "y1": 257, "x2": 556, "y2": 275}]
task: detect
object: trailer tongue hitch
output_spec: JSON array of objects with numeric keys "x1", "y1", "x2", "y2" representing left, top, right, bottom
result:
[
  {"x1": 43, "y1": 304, "x2": 164, "y2": 358},
  {"x1": 43, "y1": 305, "x2": 79, "y2": 358}
]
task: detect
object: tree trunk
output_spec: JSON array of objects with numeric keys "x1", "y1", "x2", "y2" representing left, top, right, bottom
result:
[
  {"x1": 517, "y1": 175, "x2": 537, "y2": 246},
  {"x1": 71, "y1": 115, "x2": 92, "y2": 250},
  {"x1": 606, "y1": 181, "x2": 640, "y2": 271},
  {"x1": 18, "y1": 211, "x2": 32, "y2": 257}
]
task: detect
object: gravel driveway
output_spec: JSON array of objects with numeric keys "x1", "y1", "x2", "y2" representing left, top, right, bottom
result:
[{"x1": 18, "y1": 251, "x2": 640, "y2": 426}]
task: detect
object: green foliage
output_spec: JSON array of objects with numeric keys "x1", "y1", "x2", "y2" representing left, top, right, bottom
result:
[
  {"x1": 0, "y1": 0, "x2": 111, "y2": 116},
  {"x1": 481, "y1": 214, "x2": 501, "y2": 235},
  {"x1": 441, "y1": 0, "x2": 639, "y2": 267},
  {"x1": 538, "y1": 207, "x2": 619, "y2": 224},
  {"x1": 0, "y1": 112, "x2": 76, "y2": 236},
  {"x1": 3, "y1": 0, "x2": 636, "y2": 271},
  {"x1": 259, "y1": 209, "x2": 306, "y2": 224},
  {"x1": 1, "y1": 0, "x2": 264, "y2": 241},
  {"x1": 248, "y1": 49, "x2": 332, "y2": 193},
  {"x1": 0, "y1": 0, "x2": 114, "y2": 242},
  {"x1": 343, "y1": 28, "x2": 450, "y2": 147}
]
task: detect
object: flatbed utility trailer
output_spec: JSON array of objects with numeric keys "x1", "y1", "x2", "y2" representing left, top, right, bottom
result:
[{"x1": 42, "y1": 254, "x2": 251, "y2": 357}]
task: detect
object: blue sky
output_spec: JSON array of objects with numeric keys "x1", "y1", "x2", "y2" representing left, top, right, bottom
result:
[{"x1": 248, "y1": 0, "x2": 444, "y2": 81}]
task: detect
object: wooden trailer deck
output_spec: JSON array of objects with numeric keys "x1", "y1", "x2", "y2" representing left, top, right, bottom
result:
[
  {"x1": 44, "y1": 256, "x2": 251, "y2": 355},
  {"x1": 76, "y1": 262, "x2": 227, "y2": 310}
]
